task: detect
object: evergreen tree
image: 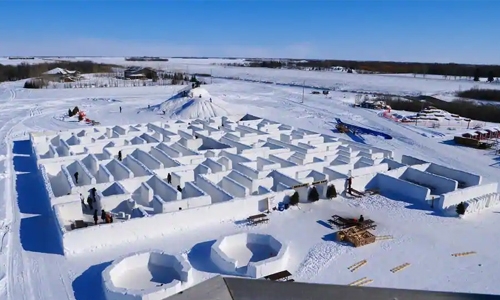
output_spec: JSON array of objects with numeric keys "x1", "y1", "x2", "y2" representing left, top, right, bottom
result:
[
  {"x1": 326, "y1": 185, "x2": 337, "y2": 199},
  {"x1": 289, "y1": 191, "x2": 299, "y2": 206},
  {"x1": 488, "y1": 71, "x2": 495, "y2": 82},
  {"x1": 456, "y1": 202, "x2": 466, "y2": 215},
  {"x1": 473, "y1": 68, "x2": 480, "y2": 82},
  {"x1": 308, "y1": 187, "x2": 320, "y2": 202}
]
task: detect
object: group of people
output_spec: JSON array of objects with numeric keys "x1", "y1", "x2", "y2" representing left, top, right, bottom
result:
[
  {"x1": 94, "y1": 209, "x2": 113, "y2": 225},
  {"x1": 80, "y1": 189, "x2": 113, "y2": 225},
  {"x1": 166, "y1": 173, "x2": 183, "y2": 192}
]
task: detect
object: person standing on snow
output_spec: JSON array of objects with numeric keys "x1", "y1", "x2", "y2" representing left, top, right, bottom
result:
[
  {"x1": 80, "y1": 194, "x2": 86, "y2": 208},
  {"x1": 167, "y1": 173, "x2": 172, "y2": 184},
  {"x1": 87, "y1": 195, "x2": 94, "y2": 210},
  {"x1": 119, "y1": 106, "x2": 122, "y2": 113},
  {"x1": 101, "y1": 209, "x2": 107, "y2": 223},
  {"x1": 118, "y1": 151, "x2": 122, "y2": 161},
  {"x1": 93, "y1": 210, "x2": 98, "y2": 225},
  {"x1": 74, "y1": 172, "x2": 79, "y2": 184}
]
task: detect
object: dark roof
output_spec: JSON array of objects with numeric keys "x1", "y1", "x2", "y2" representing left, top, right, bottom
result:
[{"x1": 168, "y1": 276, "x2": 500, "y2": 300}]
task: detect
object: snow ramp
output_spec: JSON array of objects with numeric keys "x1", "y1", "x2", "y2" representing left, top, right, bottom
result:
[{"x1": 335, "y1": 118, "x2": 393, "y2": 140}]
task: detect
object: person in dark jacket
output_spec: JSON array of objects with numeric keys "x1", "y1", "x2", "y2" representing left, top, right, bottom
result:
[
  {"x1": 177, "y1": 185, "x2": 182, "y2": 192},
  {"x1": 167, "y1": 173, "x2": 172, "y2": 184},
  {"x1": 118, "y1": 151, "x2": 122, "y2": 161},
  {"x1": 87, "y1": 195, "x2": 94, "y2": 210},
  {"x1": 119, "y1": 106, "x2": 122, "y2": 113},
  {"x1": 359, "y1": 215, "x2": 364, "y2": 223},
  {"x1": 93, "y1": 210, "x2": 98, "y2": 225},
  {"x1": 74, "y1": 171, "x2": 79, "y2": 184},
  {"x1": 80, "y1": 194, "x2": 86, "y2": 209}
]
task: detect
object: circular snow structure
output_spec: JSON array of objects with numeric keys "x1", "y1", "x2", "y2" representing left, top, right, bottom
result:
[
  {"x1": 102, "y1": 250, "x2": 193, "y2": 300},
  {"x1": 210, "y1": 233, "x2": 290, "y2": 278}
]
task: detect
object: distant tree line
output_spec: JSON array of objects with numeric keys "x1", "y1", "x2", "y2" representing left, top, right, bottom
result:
[
  {"x1": 456, "y1": 88, "x2": 500, "y2": 102},
  {"x1": 0, "y1": 60, "x2": 118, "y2": 82},
  {"x1": 125, "y1": 57, "x2": 169, "y2": 62},
  {"x1": 379, "y1": 94, "x2": 500, "y2": 123},
  {"x1": 234, "y1": 59, "x2": 500, "y2": 78}
]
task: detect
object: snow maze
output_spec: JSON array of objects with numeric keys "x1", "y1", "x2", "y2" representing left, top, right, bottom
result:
[
  {"x1": 102, "y1": 251, "x2": 193, "y2": 300},
  {"x1": 27, "y1": 114, "x2": 500, "y2": 255},
  {"x1": 210, "y1": 233, "x2": 290, "y2": 278}
]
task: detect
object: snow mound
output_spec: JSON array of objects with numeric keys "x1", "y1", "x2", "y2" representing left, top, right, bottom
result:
[{"x1": 157, "y1": 87, "x2": 231, "y2": 120}]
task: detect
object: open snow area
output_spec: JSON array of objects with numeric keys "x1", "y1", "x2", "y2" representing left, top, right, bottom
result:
[{"x1": 2, "y1": 59, "x2": 500, "y2": 300}]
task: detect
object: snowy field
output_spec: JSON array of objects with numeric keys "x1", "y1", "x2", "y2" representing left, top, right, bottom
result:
[{"x1": 2, "y1": 59, "x2": 500, "y2": 299}]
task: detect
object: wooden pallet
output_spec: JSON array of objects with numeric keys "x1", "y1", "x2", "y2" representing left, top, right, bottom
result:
[
  {"x1": 376, "y1": 235, "x2": 393, "y2": 241},
  {"x1": 451, "y1": 251, "x2": 476, "y2": 257},
  {"x1": 348, "y1": 260, "x2": 367, "y2": 272},
  {"x1": 390, "y1": 263, "x2": 410, "y2": 273},
  {"x1": 348, "y1": 277, "x2": 373, "y2": 286}
]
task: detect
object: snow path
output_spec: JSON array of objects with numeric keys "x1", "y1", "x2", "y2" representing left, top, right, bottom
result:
[{"x1": 0, "y1": 85, "x2": 73, "y2": 300}]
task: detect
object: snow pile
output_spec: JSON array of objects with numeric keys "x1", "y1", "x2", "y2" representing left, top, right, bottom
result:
[
  {"x1": 43, "y1": 68, "x2": 76, "y2": 75},
  {"x1": 157, "y1": 87, "x2": 231, "y2": 120}
]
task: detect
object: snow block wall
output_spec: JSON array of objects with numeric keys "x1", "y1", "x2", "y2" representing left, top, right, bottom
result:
[
  {"x1": 104, "y1": 160, "x2": 134, "y2": 181},
  {"x1": 195, "y1": 175, "x2": 233, "y2": 203},
  {"x1": 103, "y1": 251, "x2": 194, "y2": 300},
  {"x1": 438, "y1": 182, "x2": 498, "y2": 210},
  {"x1": 425, "y1": 163, "x2": 482, "y2": 188},
  {"x1": 122, "y1": 155, "x2": 155, "y2": 177},
  {"x1": 32, "y1": 116, "x2": 500, "y2": 257},
  {"x1": 210, "y1": 233, "x2": 290, "y2": 278},
  {"x1": 131, "y1": 149, "x2": 164, "y2": 170},
  {"x1": 400, "y1": 168, "x2": 458, "y2": 195},
  {"x1": 377, "y1": 173, "x2": 430, "y2": 203},
  {"x1": 464, "y1": 193, "x2": 500, "y2": 215}
]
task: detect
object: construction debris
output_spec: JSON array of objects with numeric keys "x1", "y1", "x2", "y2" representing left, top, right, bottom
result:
[
  {"x1": 348, "y1": 277, "x2": 373, "y2": 286},
  {"x1": 375, "y1": 235, "x2": 393, "y2": 241},
  {"x1": 337, "y1": 226, "x2": 376, "y2": 247},
  {"x1": 390, "y1": 263, "x2": 411, "y2": 273},
  {"x1": 348, "y1": 260, "x2": 367, "y2": 272}
]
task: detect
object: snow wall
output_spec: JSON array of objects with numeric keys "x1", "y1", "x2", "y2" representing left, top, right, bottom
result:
[
  {"x1": 210, "y1": 233, "x2": 290, "y2": 278},
  {"x1": 57, "y1": 191, "x2": 291, "y2": 255}
]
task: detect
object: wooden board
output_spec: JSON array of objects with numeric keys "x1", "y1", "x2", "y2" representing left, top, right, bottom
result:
[
  {"x1": 390, "y1": 263, "x2": 410, "y2": 273},
  {"x1": 348, "y1": 260, "x2": 367, "y2": 272},
  {"x1": 451, "y1": 251, "x2": 476, "y2": 257}
]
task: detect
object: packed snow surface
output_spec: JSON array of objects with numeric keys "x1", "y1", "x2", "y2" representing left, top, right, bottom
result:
[{"x1": 2, "y1": 58, "x2": 500, "y2": 300}]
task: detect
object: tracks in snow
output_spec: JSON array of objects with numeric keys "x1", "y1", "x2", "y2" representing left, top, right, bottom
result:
[{"x1": 295, "y1": 241, "x2": 349, "y2": 281}]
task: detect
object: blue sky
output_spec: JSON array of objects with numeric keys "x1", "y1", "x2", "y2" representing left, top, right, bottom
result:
[{"x1": 1, "y1": 0, "x2": 499, "y2": 64}]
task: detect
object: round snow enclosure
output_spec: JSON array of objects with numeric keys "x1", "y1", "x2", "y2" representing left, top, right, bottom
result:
[
  {"x1": 210, "y1": 233, "x2": 290, "y2": 278},
  {"x1": 102, "y1": 250, "x2": 193, "y2": 300}
]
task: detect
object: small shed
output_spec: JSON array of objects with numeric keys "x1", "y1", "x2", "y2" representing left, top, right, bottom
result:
[
  {"x1": 488, "y1": 128, "x2": 500, "y2": 139},
  {"x1": 475, "y1": 130, "x2": 489, "y2": 140},
  {"x1": 462, "y1": 131, "x2": 479, "y2": 139}
]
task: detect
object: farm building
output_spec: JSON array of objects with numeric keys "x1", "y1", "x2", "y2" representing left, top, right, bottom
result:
[{"x1": 123, "y1": 66, "x2": 158, "y2": 80}]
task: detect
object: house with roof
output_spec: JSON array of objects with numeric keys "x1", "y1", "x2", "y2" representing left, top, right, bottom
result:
[{"x1": 124, "y1": 66, "x2": 158, "y2": 80}]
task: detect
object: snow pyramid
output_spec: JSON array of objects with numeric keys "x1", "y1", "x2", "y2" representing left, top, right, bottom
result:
[{"x1": 156, "y1": 87, "x2": 231, "y2": 120}]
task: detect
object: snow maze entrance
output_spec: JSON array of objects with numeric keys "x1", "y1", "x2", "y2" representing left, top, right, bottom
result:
[{"x1": 210, "y1": 233, "x2": 290, "y2": 278}]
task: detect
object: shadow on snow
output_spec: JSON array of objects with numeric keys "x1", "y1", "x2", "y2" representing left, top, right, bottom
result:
[
  {"x1": 72, "y1": 261, "x2": 112, "y2": 300},
  {"x1": 13, "y1": 140, "x2": 63, "y2": 255}
]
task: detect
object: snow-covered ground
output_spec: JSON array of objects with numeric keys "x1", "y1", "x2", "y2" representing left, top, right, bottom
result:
[{"x1": 2, "y1": 60, "x2": 500, "y2": 299}]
